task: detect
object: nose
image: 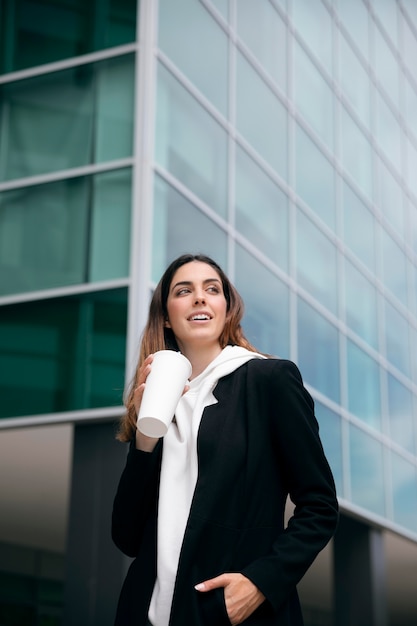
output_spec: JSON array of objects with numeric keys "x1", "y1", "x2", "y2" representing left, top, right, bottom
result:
[{"x1": 194, "y1": 292, "x2": 206, "y2": 305}]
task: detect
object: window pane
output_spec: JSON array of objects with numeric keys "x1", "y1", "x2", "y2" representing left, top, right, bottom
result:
[
  {"x1": 293, "y1": 41, "x2": 334, "y2": 149},
  {"x1": 378, "y1": 159, "x2": 405, "y2": 237},
  {"x1": 376, "y1": 91, "x2": 402, "y2": 172},
  {"x1": 337, "y1": 0, "x2": 370, "y2": 61},
  {"x1": 316, "y1": 402, "x2": 344, "y2": 498},
  {"x1": 341, "y1": 107, "x2": 373, "y2": 198},
  {"x1": 152, "y1": 175, "x2": 227, "y2": 282},
  {"x1": 339, "y1": 34, "x2": 371, "y2": 127},
  {"x1": 297, "y1": 297, "x2": 340, "y2": 403},
  {"x1": 208, "y1": 0, "x2": 228, "y2": 19},
  {"x1": 381, "y1": 228, "x2": 408, "y2": 305},
  {"x1": 156, "y1": 63, "x2": 228, "y2": 217},
  {"x1": 235, "y1": 146, "x2": 288, "y2": 271},
  {"x1": 0, "y1": 0, "x2": 137, "y2": 74},
  {"x1": 0, "y1": 169, "x2": 131, "y2": 296},
  {"x1": 374, "y1": 28, "x2": 400, "y2": 108},
  {"x1": 159, "y1": 0, "x2": 228, "y2": 116},
  {"x1": 342, "y1": 182, "x2": 375, "y2": 271},
  {"x1": 349, "y1": 424, "x2": 385, "y2": 516},
  {"x1": 347, "y1": 339, "x2": 381, "y2": 430},
  {"x1": 236, "y1": 51, "x2": 287, "y2": 180},
  {"x1": 391, "y1": 453, "x2": 417, "y2": 532},
  {"x1": 385, "y1": 301, "x2": 411, "y2": 379},
  {"x1": 296, "y1": 210, "x2": 338, "y2": 314},
  {"x1": 237, "y1": 0, "x2": 286, "y2": 92},
  {"x1": 388, "y1": 375, "x2": 415, "y2": 453},
  {"x1": 344, "y1": 259, "x2": 378, "y2": 350},
  {"x1": 405, "y1": 79, "x2": 417, "y2": 144},
  {"x1": 235, "y1": 246, "x2": 289, "y2": 358},
  {"x1": 0, "y1": 289, "x2": 127, "y2": 419},
  {"x1": 0, "y1": 55, "x2": 134, "y2": 181},
  {"x1": 292, "y1": 0, "x2": 332, "y2": 74},
  {"x1": 295, "y1": 125, "x2": 336, "y2": 230}
]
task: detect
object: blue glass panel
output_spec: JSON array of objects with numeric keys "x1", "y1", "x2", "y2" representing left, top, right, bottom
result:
[
  {"x1": 0, "y1": 289, "x2": 127, "y2": 418},
  {"x1": 344, "y1": 259, "x2": 378, "y2": 350},
  {"x1": 235, "y1": 146, "x2": 288, "y2": 271},
  {"x1": 316, "y1": 402, "x2": 344, "y2": 498},
  {"x1": 236, "y1": 51, "x2": 287, "y2": 180},
  {"x1": 391, "y1": 452, "x2": 417, "y2": 532},
  {"x1": 349, "y1": 424, "x2": 385, "y2": 516},
  {"x1": 339, "y1": 34, "x2": 371, "y2": 127},
  {"x1": 297, "y1": 297, "x2": 340, "y2": 402},
  {"x1": 381, "y1": 228, "x2": 408, "y2": 306},
  {"x1": 376, "y1": 92, "x2": 402, "y2": 173},
  {"x1": 292, "y1": 0, "x2": 332, "y2": 74},
  {"x1": 378, "y1": 159, "x2": 405, "y2": 237},
  {"x1": 295, "y1": 125, "x2": 336, "y2": 230},
  {"x1": 347, "y1": 339, "x2": 381, "y2": 430},
  {"x1": 156, "y1": 63, "x2": 228, "y2": 217},
  {"x1": 296, "y1": 210, "x2": 338, "y2": 314},
  {"x1": 235, "y1": 246, "x2": 289, "y2": 358},
  {"x1": 338, "y1": 0, "x2": 370, "y2": 61},
  {"x1": 341, "y1": 107, "x2": 373, "y2": 199},
  {"x1": 342, "y1": 182, "x2": 375, "y2": 271},
  {"x1": 159, "y1": 0, "x2": 228, "y2": 116},
  {"x1": 387, "y1": 375, "x2": 415, "y2": 453},
  {"x1": 152, "y1": 175, "x2": 227, "y2": 283},
  {"x1": 374, "y1": 28, "x2": 400, "y2": 108},
  {"x1": 385, "y1": 302, "x2": 411, "y2": 379}
]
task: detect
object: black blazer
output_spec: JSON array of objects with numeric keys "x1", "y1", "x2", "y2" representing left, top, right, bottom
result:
[{"x1": 112, "y1": 359, "x2": 339, "y2": 625}]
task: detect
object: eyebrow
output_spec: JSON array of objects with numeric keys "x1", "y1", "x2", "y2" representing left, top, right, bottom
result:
[{"x1": 171, "y1": 278, "x2": 222, "y2": 291}]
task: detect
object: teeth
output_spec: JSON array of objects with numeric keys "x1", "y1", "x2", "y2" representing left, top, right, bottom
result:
[{"x1": 192, "y1": 315, "x2": 210, "y2": 320}]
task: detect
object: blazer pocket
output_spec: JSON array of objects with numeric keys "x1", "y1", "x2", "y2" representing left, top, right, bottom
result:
[{"x1": 198, "y1": 587, "x2": 231, "y2": 625}]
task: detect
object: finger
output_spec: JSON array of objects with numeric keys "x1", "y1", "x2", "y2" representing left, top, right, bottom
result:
[
  {"x1": 195, "y1": 574, "x2": 230, "y2": 592},
  {"x1": 136, "y1": 354, "x2": 154, "y2": 386}
]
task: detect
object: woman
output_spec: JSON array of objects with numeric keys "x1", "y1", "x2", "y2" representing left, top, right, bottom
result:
[{"x1": 112, "y1": 253, "x2": 338, "y2": 626}]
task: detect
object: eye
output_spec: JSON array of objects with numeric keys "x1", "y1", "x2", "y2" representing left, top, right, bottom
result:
[
  {"x1": 206, "y1": 285, "x2": 221, "y2": 294},
  {"x1": 176, "y1": 287, "x2": 191, "y2": 296}
]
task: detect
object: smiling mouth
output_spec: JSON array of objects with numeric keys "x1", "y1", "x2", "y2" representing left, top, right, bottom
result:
[{"x1": 188, "y1": 314, "x2": 212, "y2": 321}]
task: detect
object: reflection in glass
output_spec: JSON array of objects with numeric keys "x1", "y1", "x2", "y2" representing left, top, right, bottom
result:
[
  {"x1": 237, "y1": 0, "x2": 286, "y2": 91},
  {"x1": 407, "y1": 139, "x2": 417, "y2": 200},
  {"x1": 402, "y1": 16, "x2": 417, "y2": 83},
  {"x1": 388, "y1": 375, "x2": 415, "y2": 453},
  {"x1": 0, "y1": 0, "x2": 137, "y2": 74},
  {"x1": 405, "y1": 79, "x2": 417, "y2": 143},
  {"x1": 337, "y1": 0, "x2": 369, "y2": 61},
  {"x1": 209, "y1": 0, "x2": 229, "y2": 19},
  {"x1": 296, "y1": 210, "x2": 338, "y2": 314},
  {"x1": 152, "y1": 175, "x2": 227, "y2": 283},
  {"x1": 235, "y1": 146, "x2": 288, "y2": 271},
  {"x1": 374, "y1": 28, "x2": 400, "y2": 108},
  {"x1": 341, "y1": 107, "x2": 373, "y2": 198},
  {"x1": 159, "y1": 0, "x2": 228, "y2": 116},
  {"x1": 344, "y1": 260, "x2": 378, "y2": 350},
  {"x1": 0, "y1": 169, "x2": 131, "y2": 296},
  {"x1": 292, "y1": 0, "x2": 332, "y2": 74},
  {"x1": 316, "y1": 402, "x2": 344, "y2": 498},
  {"x1": 339, "y1": 34, "x2": 371, "y2": 127},
  {"x1": 385, "y1": 301, "x2": 411, "y2": 379},
  {"x1": 349, "y1": 424, "x2": 385, "y2": 516},
  {"x1": 236, "y1": 52, "x2": 287, "y2": 180},
  {"x1": 0, "y1": 55, "x2": 134, "y2": 181},
  {"x1": 297, "y1": 297, "x2": 340, "y2": 403},
  {"x1": 235, "y1": 246, "x2": 289, "y2": 358},
  {"x1": 376, "y1": 92, "x2": 401, "y2": 172},
  {"x1": 156, "y1": 63, "x2": 228, "y2": 217},
  {"x1": 378, "y1": 159, "x2": 405, "y2": 236},
  {"x1": 391, "y1": 453, "x2": 417, "y2": 531},
  {"x1": 342, "y1": 182, "x2": 375, "y2": 271},
  {"x1": 381, "y1": 228, "x2": 408, "y2": 306},
  {"x1": 293, "y1": 42, "x2": 333, "y2": 149},
  {"x1": 0, "y1": 289, "x2": 127, "y2": 418},
  {"x1": 347, "y1": 339, "x2": 381, "y2": 430},
  {"x1": 295, "y1": 125, "x2": 335, "y2": 230}
]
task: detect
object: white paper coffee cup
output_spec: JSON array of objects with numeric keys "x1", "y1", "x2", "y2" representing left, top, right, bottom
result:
[{"x1": 137, "y1": 350, "x2": 192, "y2": 438}]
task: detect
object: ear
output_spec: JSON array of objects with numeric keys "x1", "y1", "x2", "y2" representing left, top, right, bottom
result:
[{"x1": 164, "y1": 318, "x2": 171, "y2": 328}]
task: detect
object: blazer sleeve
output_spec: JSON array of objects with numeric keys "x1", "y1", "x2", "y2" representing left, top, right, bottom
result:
[
  {"x1": 111, "y1": 439, "x2": 162, "y2": 557},
  {"x1": 241, "y1": 359, "x2": 339, "y2": 612}
]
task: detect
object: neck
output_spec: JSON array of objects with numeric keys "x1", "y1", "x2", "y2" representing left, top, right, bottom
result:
[{"x1": 178, "y1": 344, "x2": 224, "y2": 380}]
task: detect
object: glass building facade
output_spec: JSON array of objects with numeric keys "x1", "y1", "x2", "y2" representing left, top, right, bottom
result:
[{"x1": 0, "y1": 0, "x2": 416, "y2": 624}]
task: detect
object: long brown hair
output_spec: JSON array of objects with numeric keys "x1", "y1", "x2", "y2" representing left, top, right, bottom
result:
[{"x1": 117, "y1": 253, "x2": 259, "y2": 441}]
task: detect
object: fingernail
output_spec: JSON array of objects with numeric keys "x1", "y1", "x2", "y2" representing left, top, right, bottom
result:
[{"x1": 194, "y1": 583, "x2": 205, "y2": 591}]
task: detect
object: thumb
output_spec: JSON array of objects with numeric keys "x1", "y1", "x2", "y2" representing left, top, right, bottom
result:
[{"x1": 195, "y1": 574, "x2": 229, "y2": 592}]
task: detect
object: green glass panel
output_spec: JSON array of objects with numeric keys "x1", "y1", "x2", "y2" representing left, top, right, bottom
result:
[
  {"x1": 235, "y1": 146, "x2": 288, "y2": 271},
  {"x1": 237, "y1": 0, "x2": 286, "y2": 92},
  {"x1": 156, "y1": 63, "x2": 228, "y2": 217},
  {"x1": 315, "y1": 402, "x2": 344, "y2": 498},
  {"x1": 0, "y1": 55, "x2": 134, "y2": 181},
  {"x1": 344, "y1": 259, "x2": 378, "y2": 350},
  {"x1": 296, "y1": 210, "x2": 338, "y2": 314},
  {"x1": 391, "y1": 452, "x2": 417, "y2": 531},
  {"x1": 0, "y1": 169, "x2": 131, "y2": 296},
  {"x1": 0, "y1": 0, "x2": 137, "y2": 74},
  {"x1": 152, "y1": 175, "x2": 227, "y2": 283},
  {"x1": 236, "y1": 51, "x2": 287, "y2": 179},
  {"x1": 347, "y1": 339, "x2": 381, "y2": 430},
  {"x1": 235, "y1": 245, "x2": 289, "y2": 358},
  {"x1": 0, "y1": 288, "x2": 127, "y2": 418},
  {"x1": 159, "y1": 0, "x2": 228, "y2": 116},
  {"x1": 295, "y1": 125, "x2": 335, "y2": 230},
  {"x1": 297, "y1": 297, "x2": 340, "y2": 403},
  {"x1": 349, "y1": 424, "x2": 385, "y2": 516}
]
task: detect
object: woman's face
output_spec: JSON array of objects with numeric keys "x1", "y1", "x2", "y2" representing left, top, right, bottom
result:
[{"x1": 165, "y1": 261, "x2": 228, "y2": 354}]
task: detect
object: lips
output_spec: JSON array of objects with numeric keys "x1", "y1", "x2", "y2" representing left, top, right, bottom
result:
[{"x1": 188, "y1": 312, "x2": 212, "y2": 321}]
